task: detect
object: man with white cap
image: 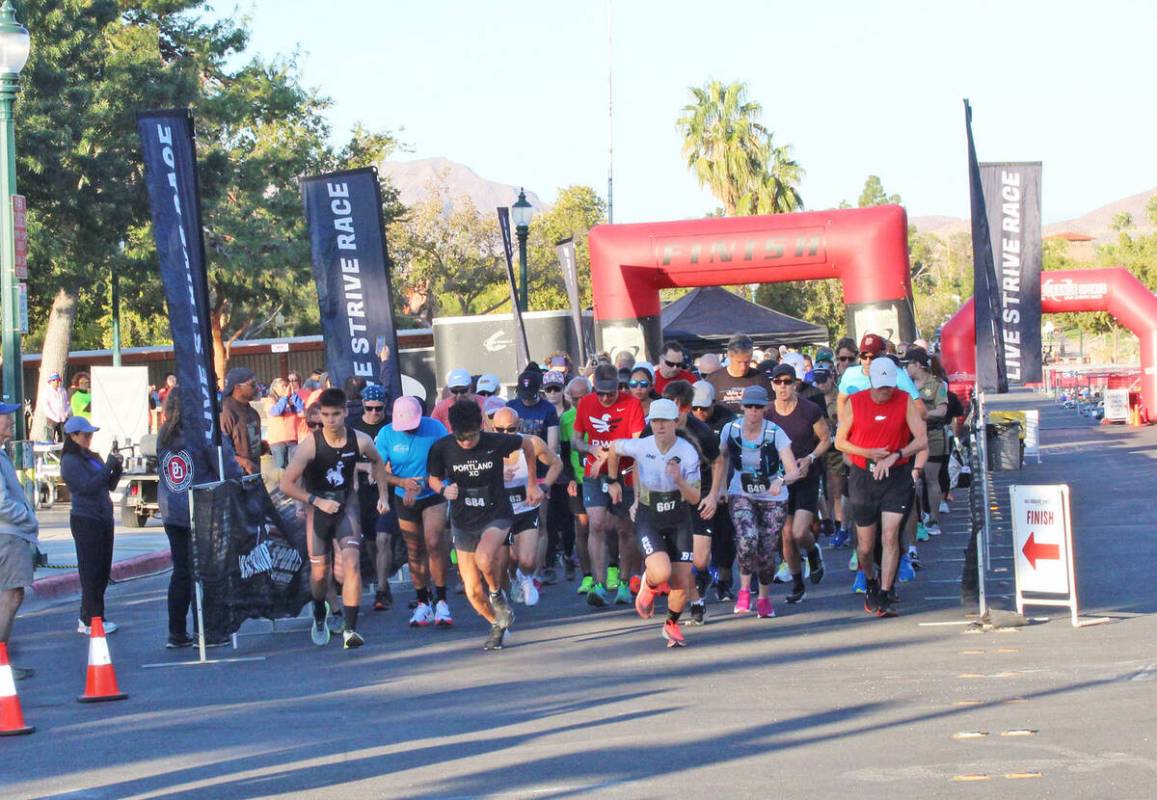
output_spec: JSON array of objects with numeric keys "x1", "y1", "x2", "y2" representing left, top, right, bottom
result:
[
  {"x1": 607, "y1": 398, "x2": 701, "y2": 647},
  {"x1": 0, "y1": 401, "x2": 37, "y2": 679},
  {"x1": 431, "y1": 368, "x2": 487, "y2": 430},
  {"x1": 375, "y1": 396, "x2": 452, "y2": 627},
  {"x1": 835, "y1": 357, "x2": 927, "y2": 618},
  {"x1": 41, "y1": 371, "x2": 71, "y2": 441}
]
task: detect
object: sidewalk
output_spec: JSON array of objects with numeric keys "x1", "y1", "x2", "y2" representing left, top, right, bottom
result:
[{"x1": 29, "y1": 506, "x2": 172, "y2": 602}]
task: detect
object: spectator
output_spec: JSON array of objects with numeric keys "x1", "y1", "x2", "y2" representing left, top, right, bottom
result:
[
  {"x1": 219, "y1": 367, "x2": 266, "y2": 475},
  {"x1": 60, "y1": 416, "x2": 124, "y2": 635},
  {"x1": 69, "y1": 372, "x2": 93, "y2": 421},
  {"x1": 265, "y1": 377, "x2": 304, "y2": 471},
  {"x1": 614, "y1": 350, "x2": 636, "y2": 371},
  {"x1": 0, "y1": 400, "x2": 38, "y2": 679},
  {"x1": 299, "y1": 403, "x2": 322, "y2": 442},
  {"x1": 40, "y1": 371, "x2": 71, "y2": 441},
  {"x1": 654, "y1": 341, "x2": 696, "y2": 394}
]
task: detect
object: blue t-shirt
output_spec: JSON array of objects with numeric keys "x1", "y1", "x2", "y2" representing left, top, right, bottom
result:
[
  {"x1": 504, "y1": 398, "x2": 559, "y2": 440},
  {"x1": 838, "y1": 365, "x2": 921, "y2": 400},
  {"x1": 375, "y1": 417, "x2": 448, "y2": 499}
]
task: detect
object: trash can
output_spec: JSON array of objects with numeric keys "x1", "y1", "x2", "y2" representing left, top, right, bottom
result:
[{"x1": 986, "y1": 422, "x2": 1023, "y2": 471}]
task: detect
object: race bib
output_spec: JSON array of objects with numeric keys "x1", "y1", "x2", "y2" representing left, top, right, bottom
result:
[
  {"x1": 463, "y1": 486, "x2": 489, "y2": 509},
  {"x1": 649, "y1": 490, "x2": 681, "y2": 515},
  {"x1": 742, "y1": 471, "x2": 770, "y2": 496},
  {"x1": 507, "y1": 487, "x2": 526, "y2": 506}
]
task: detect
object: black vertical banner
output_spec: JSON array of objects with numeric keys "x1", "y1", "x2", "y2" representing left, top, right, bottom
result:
[
  {"x1": 301, "y1": 168, "x2": 402, "y2": 402},
  {"x1": 555, "y1": 237, "x2": 589, "y2": 364},
  {"x1": 497, "y1": 207, "x2": 531, "y2": 372},
  {"x1": 136, "y1": 109, "x2": 220, "y2": 483},
  {"x1": 964, "y1": 100, "x2": 1008, "y2": 393},
  {"x1": 979, "y1": 162, "x2": 1042, "y2": 384}
]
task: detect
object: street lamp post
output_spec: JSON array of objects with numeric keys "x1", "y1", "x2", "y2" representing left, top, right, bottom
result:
[
  {"x1": 0, "y1": 0, "x2": 30, "y2": 444},
  {"x1": 511, "y1": 189, "x2": 534, "y2": 312}
]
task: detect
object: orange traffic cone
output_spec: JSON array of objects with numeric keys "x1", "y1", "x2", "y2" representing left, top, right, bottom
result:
[
  {"x1": 77, "y1": 617, "x2": 127, "y2": 703},
  {"x1": 0, "y1": 642, "x2": 34, "y2": 736}
]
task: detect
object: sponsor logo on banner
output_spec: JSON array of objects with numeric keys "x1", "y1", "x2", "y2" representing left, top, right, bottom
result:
[
  {"x1": 484, "y1": 330, "x2": 513, "y2": 352},
  {"x1": 161, "y1": 450, "x2": 194, "y2": 493},
  {"x1": 1042, "y1": 278, "x2": 1109, "y2": 302}
]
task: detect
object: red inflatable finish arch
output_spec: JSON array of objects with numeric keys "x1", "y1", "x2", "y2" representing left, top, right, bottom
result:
[
  {"x1": 588, "y1": 205, "x2": 914, "y2": 360},
  {"x1": 939, "y1": 268, "x2": 1157, "y2": 414}
]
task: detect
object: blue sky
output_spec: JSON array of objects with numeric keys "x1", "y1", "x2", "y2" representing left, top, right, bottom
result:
[{"x1": 224, "y1": 0, "x2": 1154, "y2": 225}]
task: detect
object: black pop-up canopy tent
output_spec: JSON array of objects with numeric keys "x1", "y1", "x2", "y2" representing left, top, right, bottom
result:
[{"x1": 661, "y1": 287, "x2": 829, "y2": 353}]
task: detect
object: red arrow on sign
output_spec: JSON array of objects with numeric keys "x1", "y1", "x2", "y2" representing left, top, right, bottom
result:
[{"x1": 1022, "y1": 532, "x2": 1060, "y2": 569}]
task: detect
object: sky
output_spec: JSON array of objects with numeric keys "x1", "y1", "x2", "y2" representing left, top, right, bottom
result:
[{"x1": 221, "y1": 0, "x2": 1155, "y2": 225}]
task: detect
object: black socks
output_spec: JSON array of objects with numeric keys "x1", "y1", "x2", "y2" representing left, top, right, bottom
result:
[
  {"x1": 343, "y1": 604, "x2": 359, "y2": 632},
  {"x1": 313, "y1": 599, "x2": 327, "y2": 624},
  {"x1": 416, "y1": 587, "x2": 431, "y2": 605}
]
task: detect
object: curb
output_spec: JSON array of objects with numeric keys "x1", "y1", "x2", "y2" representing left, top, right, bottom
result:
[{"x1": 30, "y1": 549, "x2": 173, "y2": 601}]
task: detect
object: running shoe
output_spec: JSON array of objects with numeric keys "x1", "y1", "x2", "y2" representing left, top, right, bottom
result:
[
  {"x1": 830, "y1": 528, "x2": 851, "y2": 549},
  {"x1": 926, "y1": 521, "x2": 942, "y2": 536},
  {"x1": 606, "y1": 566, "x2": 622, "y2": 590},
  {"x1": 864, "y1": 584, "x2": 882, "y2": 615},
  {"x1": 373, "y1": 589, "x2": 391, "y2": 612},
  {"x1": 848, "y1": 551, "x2": 858, "y2": 572},
  {"x1": 687, "y1": 601, "x2": 705, "y2": 626},
  {"x1": 852, "y1": 572, "x2": 867, "y2": 594},
  {"x1": 587, "y1": 583, "x2": 608, "y2": 607},
  {"x1": 491, "y1": 591, "x2": 515, "y2": 629},
  {"x1": 434, "y1": 600, "x2": 453, "y2": 627},
  {"x1": 327, "y1": 612, "x2": 344, "y2": 635},
  {"x1": 542, "y1": 566, "x2": 560, "y2": 586},
  {"x1": 897, "y1": 555, "x2": 916, "y2": 583},
  {"x1": 517, "y1": 570, "x2": 540, "y2": 606},
  {"x1": 635, "y1": 581, "x2": 656, "y2": 619},
  {"x1": 886, "y1": 587, "x2": 902, "y2": 605},
  {"x1": 343, "y1": 629, "x2": 365, "y2": 649},
  {"x1": 409, "y1": 602, "x2": 434, "y2": 627},
  {"x1": 907, "y1": 547, "x2": 922, "y2": 569},
  {"x1": 786, "y1": 581, "x2": 806, "y2": 604},
  {"x1": 715, "y1": 581, "x2": 735, "y2": 602},
  {"x1": 808, "y1": 545, "x2": 825, "y2": 584},
  {"x1": 576, "y1": 575, "x2": 594, "y2": 595},
  {"x1": 939, "y1": 500, "x2": 951, "y2": 515},
  {"x1": 820, "y1": 519, "x2": 835, "y2": 538},
  {"x1": 483, "y1": 624, "x2": 505, "y2": 651},
  {"x1": 877, "y1": 592, "x2": 899, "y2": 618},
  {"x1": 628, "y1": 574, "x2": 642, "y2": 595},
  {"x1": 733, "y1": 587, "x2": 752, "y2": 614},
  {"x1": 773, "y1": 562, "x2": 792, "y2": 584},
  {"x1": 311, "y1": 602, "x2": 331, "y2": 646},
  {"x1": 916, "y1": 522, "x2": 930, "y2": 542},
  {"x1": 756, "y1": 596, "x2": 775, "y2": 618},
  {"x1": 614, "y1": 583, "x2": 632, "y2": 605},
  {"x1": 166, "y1": 634, "x2": 195, "y2": 649},
  {"x1": 78, "y1": 620, "x2": 120, "y2": 635},
  {"x1": 662, "y1": 619, "x2": 687, "y2": 647}
]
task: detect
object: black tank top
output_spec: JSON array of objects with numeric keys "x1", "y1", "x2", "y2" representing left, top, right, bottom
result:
[{"x1": 304, "y1": 429, "x2": 360, "y2": 496}]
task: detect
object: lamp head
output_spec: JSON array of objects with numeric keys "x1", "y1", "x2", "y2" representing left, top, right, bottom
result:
[
  {"x1": 0, "y1": 1, "x2": 30, "y2": 77},
  {"x1": 511, "y1": 188, "x2": 534, "y2": 228}
]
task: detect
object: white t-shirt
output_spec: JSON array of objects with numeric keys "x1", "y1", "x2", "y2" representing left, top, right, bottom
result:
[
  {"x1": 613, "y1": 436, "x2": 700, "y2": 508},
  {"x1": 721, "y1": 419, "x2": 792, "y2": 502}
]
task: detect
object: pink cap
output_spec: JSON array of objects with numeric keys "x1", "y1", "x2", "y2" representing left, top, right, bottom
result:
[{"x1": 391, "y1": 396, "x2": 422, "y2": 431}]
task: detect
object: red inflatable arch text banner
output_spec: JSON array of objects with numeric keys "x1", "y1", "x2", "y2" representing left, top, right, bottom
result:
[
  {"x1": 939, "y1": 268, "x2": 1157, "y2": 414},
  {"x1": 588, "y1": 205, "x2": 914, "y2": 361}
]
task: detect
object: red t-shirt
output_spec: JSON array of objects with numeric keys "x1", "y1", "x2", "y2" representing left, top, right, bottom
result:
[
  {"x1": 573, "y1": 391, "x2": 645, "y2": 485},
  {"x1": 847, "y1": 390, "x2": 911, "y2": 469},
  {"x1": 654, "y1": 369, "x2": 697, "y2": 395}
]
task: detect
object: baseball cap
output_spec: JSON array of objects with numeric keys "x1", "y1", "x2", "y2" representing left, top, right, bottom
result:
[
  {"x1": 593, "y1": 364, "x2": 619, "y2": 394},
  {"x1": 901, "y1": 345, "x2": 930, "y2": 368},
  {"x1": 361, "y1": 383, "x2": 385, "y2": 403},
  {"x1": 483, "y1": 395, "x2": 507, "y2": 416},
  {"x1": 617, "y1": 368, "x2": 632, "y2": 386},
  {"x1": 223, "y1": 367, "x2": 256, "y2": 396},
  {"x1": 859, "y1": 333, "x2": 887, "y2": 357},
  {"x1": 814, "y1": 348, "x2": 835, "y2": 366},
  {"x1": 755, "y1": 358, "x2": 778, "y2": 377},
  {"x1": 48, "y1": 372, "x2": 62, "y2": 382},
  {"x1": 0, "y1": 401, "x2": 21, "y2": 415},
  {"x1": 782, "y1": 352, "x2": 807, "y2": 376},
  {"x1": 64, "y1": 416, "x2": 100, "y2": 434},
  {"x1": 542, "y1": 370, "x2": 566, "y2": 388},
  {"x1": 646, "y1": 398, "x2": 679, "y2": 422},
  {"x1": 812, "y1": 366, "x2": 833, "y2": 383},
  {"x1": 869, "y1": 357, "x2": 899, "y2": 388},
  {"x1": 517, "y1": 368, "x2": 543, "y2": 400},
  {"x1": 771, "y1": 363, "x2": 797, "y2": 381},
  {"x1": 446, "y1": 368, "x2": 472, "y2": 389},
  {"x1": 631, "y1": 361, "x2": 655, "y2": 379},
  {"x1": 391, "y1": 396, "x2": 422, "y2": 431},
  {"x1": 476, "y1": 374, "x2": 501, "y2": 394},
  {"x1": 740, "y1": 385, "x2": 770, "y2": 406},
  {"x1": 691, "y1": 381, "x2": 715, "y2": 408}
]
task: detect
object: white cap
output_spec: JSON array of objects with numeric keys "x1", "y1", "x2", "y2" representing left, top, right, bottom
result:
[
  {"x1": 446, "y1": 368, "x2": 472, "y2": 389},
  {"x1": 782, "y1": 351, "x2": 808, "y2": 376},
  {"x1": 869, "y1": 357, "x2": 898, "y2": 389},
  {"x1": 476, "y1": 373, "x2": 501, "y2": 394},
  {"x1": 646, "y1": 398, "x2": 680, "y2": 422},
  {"x1": 691, "y1": 380, "x2": 715, "y2": 408}
]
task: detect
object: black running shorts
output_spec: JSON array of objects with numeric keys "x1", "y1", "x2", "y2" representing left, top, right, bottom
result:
[
  {"x1": 635, "y1": 507, "x2": 694, "y2": 564},
  {"x1": 787, "y1": 468, "x2": 821, "y2": 515},
  {"x1": 848, "y1": 465, "x2": 914, "y2": 527}
]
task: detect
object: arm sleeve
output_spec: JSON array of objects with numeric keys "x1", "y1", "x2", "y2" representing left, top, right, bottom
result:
[
  {"x1": 0, "y1": 465, "x2": 33, "y2": 528},
  {"x1": 270, "y1": 396, "x2": 290, "y2": 415},
  {"x1": 61, "y1": 454, "x2": 113, "y2": 496}
]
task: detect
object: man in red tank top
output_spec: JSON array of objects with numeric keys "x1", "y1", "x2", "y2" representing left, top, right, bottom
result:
[{"x1": 835, "y1": 358, "x2": 927, "y2": 618}]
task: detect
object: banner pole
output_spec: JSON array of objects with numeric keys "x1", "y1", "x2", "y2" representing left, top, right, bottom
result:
[{"x1": 976, "y1": 390, "x2": 992, "y2": 619}]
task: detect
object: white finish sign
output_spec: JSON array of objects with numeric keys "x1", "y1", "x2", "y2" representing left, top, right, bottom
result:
[
  {"x1": 1010, "y1": 484, "x2": 1079, "y2": 626},
  {"x1": 91, "y1": 366, "x2": 151, "y2": 458},
  {"x1": 1103, "y1": 389, "x2": 1129, "y2": 422}
]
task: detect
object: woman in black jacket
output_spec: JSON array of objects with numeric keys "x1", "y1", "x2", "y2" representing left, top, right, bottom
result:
[{"x1": 60, "y1": 416, "x2": 124, "y2": 634}]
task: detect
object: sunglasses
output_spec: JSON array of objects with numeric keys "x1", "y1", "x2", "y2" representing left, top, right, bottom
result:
[
  {"x1": 454, "y1": 431, "x2": 480, "y2": 441},
  {"x1": 307, "y1": 422, "x2": 323, "y2": 430},
  {"x1": 493, "y1": 425, "x2": 519, "y2": 433},
  {"x1": 836, "y1": 355, "x2": 856, "y2": 363},
  {"x1": 628, "y1": 379, "x2": 651, "y2": 389},
  {"x1": 363, "y1": 405, "x2": 385, "y2": 413},
  {"x1": 859, "y1": 353, "x2": 878, "y2": 360},
  {"x1": 771, "y1": 378, "x2": 794, "y2": 386},
  {"x1": 691, "y1": 406, "x2": 711, "y2": 412},
  {"x1": 662, "y1": 359, "x2": 683, "y2": 368},
  {"x1": 543, "y1": 386, "x2": 563, "y2": 393},
  {"x1": 742, "y1": 404, "x2": 766, "y2": 410},
  {"x1": 450, "y1": 387, "x2": 471, "y2": 395},
  {"x1": 596, "y1": 390, "x2": 618, "y2": 398}
]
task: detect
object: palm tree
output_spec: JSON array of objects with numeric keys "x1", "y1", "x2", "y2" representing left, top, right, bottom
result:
[
  {"x1": 752, "y1": 133, "x2": 805, "y2": 214},
  {"x1": 677, "y1": 81, "x2": 768, "y2": 216}
]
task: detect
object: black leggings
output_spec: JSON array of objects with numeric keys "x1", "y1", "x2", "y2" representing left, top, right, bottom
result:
[
  {"x1": 164, "y1": 523, "x2": 194, "y2": 638},
  {"x1": 71, "y1": 514, "x2": 114, "y2": 625},
  {"x1": 711, "y1": 506, "x2": 737, "y2": 574},
  {"x1": 546, "y1": 484, "x2": 574, "y2": 560}
]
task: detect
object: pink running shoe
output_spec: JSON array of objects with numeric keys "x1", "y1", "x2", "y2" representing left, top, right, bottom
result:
[
  {"x1": 733, "y1": 587, "x2": 752, "y2": 614},
  {"x1": 635, "y1": 581, "x2": 656, "y2": 619},
  {"x1": 756, "y1": 596, "x2": 775, "y2": 618},
  {"x1": 662, "y1": 619, "x2": 686, "y2": 647}
]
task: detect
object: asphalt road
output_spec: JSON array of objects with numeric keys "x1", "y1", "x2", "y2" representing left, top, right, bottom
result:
[{"x1": 3, "y1": 393, "x2": 1155, "y2": 799}]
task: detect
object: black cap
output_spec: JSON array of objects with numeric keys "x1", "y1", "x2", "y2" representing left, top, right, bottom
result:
[
  {"x1": 771, "y1": 363, "x2": 797, "y2": 380},
  {"x1": 517, "y1": 368, "x2": 542, "y2": 399},
  {"x1": 593, "y1": 364, "x2": 619, "y2": 393}
]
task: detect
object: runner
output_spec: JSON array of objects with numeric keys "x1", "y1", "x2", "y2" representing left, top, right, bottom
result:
[
  {"x1": 280, "y1": 388, "x2": 390, "y2": 649},
  {"x1": 346, "y1": 383, "x2": 397, "y2": 612},
  {"x1": 707, "y1": 334, "x2": 771, "y2": 414},
  {"x1": 719, "y1": 386, "x2": 799, "y2": 619},
  {"x1": 427, "y1": 401, "x2": 541, "y2": 650},
  {"x1": 690, "y1": 380, "x2": 738, "y2": 601},
  {"x1": 902, "y1": 346, "x2": 948, "y2": 537},
  {"x1": 492, "y1": 407, "x2": 562, "y2": 606},
  {"x1": 376, "y1": 396, "x2": 453, "y2": 627},
  {"x1": 431, "y1": 368, "x2": 487, "y2": 429},
  {"x1": 836, "y1": 333, "x2": 922, "y2": 423},
  {"x1": 542, "y1": 370, "x2": 575, "y2": 580},
  {"x1": 559, "y1": 377, "x2": 593, "y2": 590},
  {"x1": 607, "y1": 399, "x2": 701, "y2": 647},
  {"x1": 628, "y1": 364, "x2": 659, "y2": 418},
  {"x1": 835, "y1": 358, "x2": 927, "y2": 617},
  {"x1": 654, "y1": 341, "x2": 696, "y2": 394},
  {"x1": 570, "y1": 364, "x2": 645, "y2": 606},
  {"x1": 765, "y1": 363, "x2": 831, "y2": 603}
]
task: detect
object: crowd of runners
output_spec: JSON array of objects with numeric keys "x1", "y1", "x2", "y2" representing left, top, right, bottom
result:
[{"x1": 268, "y1": 330, "x2": 964, "y2": 652}]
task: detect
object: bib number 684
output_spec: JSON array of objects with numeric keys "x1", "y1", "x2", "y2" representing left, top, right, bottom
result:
[{"x1": 464, "y1": 496, "x2": 486, "y2": 508}]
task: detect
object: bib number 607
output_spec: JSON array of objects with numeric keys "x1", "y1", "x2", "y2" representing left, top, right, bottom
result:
[{"x1": 655, "y1": 500, "x2": 676, "y2": 513}]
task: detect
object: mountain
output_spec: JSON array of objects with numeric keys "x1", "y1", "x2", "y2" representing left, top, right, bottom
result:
[{"x1": 379, "y1": 157, "x2": 547, "y2": 215}]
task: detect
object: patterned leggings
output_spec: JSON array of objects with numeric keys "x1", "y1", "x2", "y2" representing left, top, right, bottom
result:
[{"x1": 728, "y1": 495, "x2": 787, "y2": 586}]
